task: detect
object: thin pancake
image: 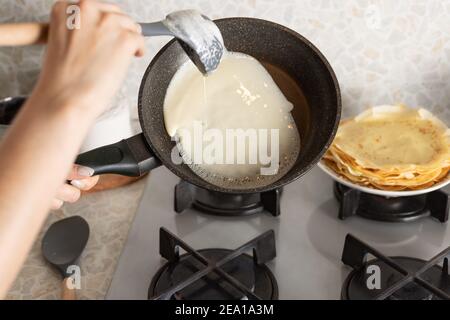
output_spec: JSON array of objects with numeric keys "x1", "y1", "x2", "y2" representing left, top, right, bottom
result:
[{"x1": 323, "y1": 105, "x2": 450, "y2": 191}]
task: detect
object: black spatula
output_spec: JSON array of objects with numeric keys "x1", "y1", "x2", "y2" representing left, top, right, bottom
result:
[{"x1": 41, "y1": 216, "x2": 89, "y2": 300}]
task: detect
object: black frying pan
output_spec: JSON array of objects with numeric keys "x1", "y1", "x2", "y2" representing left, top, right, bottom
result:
[
  {"x1": 1, "y1": 18, "x2": 341, "y2": 194},
  {"x1": 77, "y1": 17, "x2": 341, "y2": 193}
]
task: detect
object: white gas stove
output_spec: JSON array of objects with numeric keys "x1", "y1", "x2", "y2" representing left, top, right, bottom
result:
[{"x1": 106, "y1": 165, "x2": 450, "y2": 300}]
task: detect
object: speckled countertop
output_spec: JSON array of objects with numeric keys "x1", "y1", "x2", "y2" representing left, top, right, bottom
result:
[
  {"x1": 1, "y1": 0, "x2": 450, "y2": 300},
  {"x1": 6, "y1": 177, "x2": 146, "y2": 300}
]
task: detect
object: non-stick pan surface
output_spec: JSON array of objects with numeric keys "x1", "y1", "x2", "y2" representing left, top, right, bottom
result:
[{"x1": 137, "y1": 17, "x2": 341, "y2": 193}]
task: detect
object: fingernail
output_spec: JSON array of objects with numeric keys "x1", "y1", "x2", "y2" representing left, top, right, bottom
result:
[
  {"x1": 77, "y1": 166, "x2": 94, "y2": 177},
  {"x1": 136, "y1": 23, "x2": 142, "y2": 34},
  {"x1": 70, "y1": 179, "x2": 86, "y2": 190}
]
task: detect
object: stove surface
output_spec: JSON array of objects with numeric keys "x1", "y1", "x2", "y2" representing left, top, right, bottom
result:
[{"x1": 107, "y1": 166, "x2": 450, "y2": 299}]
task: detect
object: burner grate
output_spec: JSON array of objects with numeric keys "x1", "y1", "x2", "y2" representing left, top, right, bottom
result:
[
  {"x1": 334, "y1": 182, "x2": 449, "y2": 222},
  {"x1": 149, "y1": 227, "x2": 277, "y2": 300},
  {"x1": 341, "y1": 234, "x2": 450, "y2": 300},
  {"x1": 174, "y1": 180, "x2": 281, "y2": 216}
]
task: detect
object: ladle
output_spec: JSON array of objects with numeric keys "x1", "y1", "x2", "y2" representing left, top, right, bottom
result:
[{"x1": 0, "y1": 10, "x2": 224, "y2": 74}]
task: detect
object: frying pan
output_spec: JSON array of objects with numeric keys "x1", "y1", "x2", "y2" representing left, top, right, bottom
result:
[
  {"x1": 0, "y1": 18, "x2": 341, "y2": 193},
  {"x1": 74, "y1": 18, "x2": 341, "y2": 193}
]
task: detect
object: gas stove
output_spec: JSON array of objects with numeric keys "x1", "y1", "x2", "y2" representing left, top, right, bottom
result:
[{"x1": 107, "y1": 166, "x2": 450, "y2": 300}]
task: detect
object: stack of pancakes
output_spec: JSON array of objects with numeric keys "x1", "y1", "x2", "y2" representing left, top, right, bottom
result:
[{"x1": 323, "y1": 105, "x2": 450, "y2": 191}]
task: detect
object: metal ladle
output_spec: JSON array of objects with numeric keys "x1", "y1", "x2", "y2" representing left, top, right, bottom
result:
[
  {"x1": 141, "y1": 10, "x2": 225, "y2": 74},
  {"x1": 0, "y1": 10, "x2": 224, "y2": 75}
]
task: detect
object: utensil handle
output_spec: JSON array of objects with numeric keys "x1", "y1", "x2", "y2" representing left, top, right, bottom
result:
[
  {"x1": 0, "y1": 96, "x2": 27, "y2": 125},
  {"x1": 0, "y1": 21, "x2": 170, "y2": 46},
  {"x1": 75, "y1": 133, "x2": 161, "y2": 176},
  {"x1": 0, "y1": 23, "x2": 49, "y2": 46},
  {"x1": 139, "y1": 21, "x2": 172, "y2": 37},
  {"x1": 61, "y1": 278, "x2": 76, "y2": 300}
]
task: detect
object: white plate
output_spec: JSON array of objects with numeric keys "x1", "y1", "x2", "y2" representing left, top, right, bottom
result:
[{"x1": 317, "y1": 160, "x2": 450, "y2": 197}]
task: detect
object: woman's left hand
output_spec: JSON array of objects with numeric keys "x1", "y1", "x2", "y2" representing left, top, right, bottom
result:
[{"x1": 51, "y1": 165, "x2": 99, "y2": 210}]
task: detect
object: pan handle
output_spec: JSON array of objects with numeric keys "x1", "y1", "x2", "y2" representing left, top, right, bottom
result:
[
  {"x1": 0, "y1": 96, "x2": 27, "y2": 125},
  {"x1": 0, "y1": 97, "x2": 161, "y2": 176},
  {"x1": 75, "y1": 133, "x2": 161, "y2": 176}
]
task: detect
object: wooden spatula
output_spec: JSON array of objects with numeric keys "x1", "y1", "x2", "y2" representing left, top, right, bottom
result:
[{"x1": 0, "y1": 23, "x2": 49, "y2": 46}]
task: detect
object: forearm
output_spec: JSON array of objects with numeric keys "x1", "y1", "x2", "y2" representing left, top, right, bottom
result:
[
  {"x1": 0, "y1": 0, "x2": 145, "y2": 298},
  {"x1": 0, "y1": 96, "x2": 93, "y2": 297}
]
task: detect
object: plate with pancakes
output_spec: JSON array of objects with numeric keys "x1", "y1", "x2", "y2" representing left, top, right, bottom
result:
[{"x1": 319, "y1": 105, "x2": 450, "y2": 197}]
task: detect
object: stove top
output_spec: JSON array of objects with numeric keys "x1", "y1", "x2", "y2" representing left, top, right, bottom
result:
[{"x1": 107, "y1": 166, "x2": 450, "y2": 299}]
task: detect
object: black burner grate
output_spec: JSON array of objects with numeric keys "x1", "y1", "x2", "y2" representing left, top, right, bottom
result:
[
  {"x1": 341, "y1": 234, "x2": 450, "y2": 300},
  {"x1": 174, "y1": 180, "x2": 281, "y2": 216},
  {"x1": 149, "y1": 228, "x2": 278, "y2": 300},
  {"x1": 334, "y1": 182, "x2": 449, "y2": 222}
]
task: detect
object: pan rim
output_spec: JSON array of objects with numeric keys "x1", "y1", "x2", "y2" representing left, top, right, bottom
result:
[{"x1": 138, "y1": 17, "x2": 342, "y2": 194}]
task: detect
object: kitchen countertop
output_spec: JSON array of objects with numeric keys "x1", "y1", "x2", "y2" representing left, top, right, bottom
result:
[
  {"x1": 6, "y1": 178, "x2": 147, "y2": 300},
  {"x1": 1, "y1": 0, "x2": 450, "y2": 300}
]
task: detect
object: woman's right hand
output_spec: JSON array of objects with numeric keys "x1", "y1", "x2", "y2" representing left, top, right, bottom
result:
[{"x1": 31, "y1": 0, "x2": 145, "y2": 122}]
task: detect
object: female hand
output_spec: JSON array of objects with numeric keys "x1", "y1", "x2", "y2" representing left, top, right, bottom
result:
[
  {"x1": 32, "y1": 0, "x2": 146, "y2": 121},
  {"x1": 51, "y1": 165, "x2": 99, "y2": 210},
  {"x1": 34, "y1": 0, "x2": 145, "y2": 209}
]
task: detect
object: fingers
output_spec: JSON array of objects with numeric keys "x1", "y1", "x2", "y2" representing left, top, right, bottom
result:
[
  {"x1": 99, "y1": 12, "x2": 142, "y2": 34},
  {"x1": 50, "y1": 0, "x2": 145, "y2": 57},
  {"x1": 76, "y1": 0, "x2": 122, "y2": 14},
  {"x1": 51, "y1": 167, "x2": 99, "y2": 210},
  {"x1": 70, "y1": 175, "x2": 100, "y2": 191},
  {"x1": 67, "y1": 165, "x2": 94, "y2": 180},
  {"x1": 55, "y1": 184, "x2": 81, "y2": 204},
  {"x1": 77, "y1": 0, "x2": 142, "y2": 34},
  {"x1": 52, "y1": 0, "x2": 141, "y2": 33},
  {"x1": 51, "y1": 199, "x2": 64, "y2": 210},
  {"x1": 90, "y1": 1, "x2": 123, "y2": 14},
  {"x1": 67, "y1": 165, "x2": 100, "y2": 191},
  {"x1": 97, "y1": 10, "x2": 144, "y2": 56},
  {"x1": 50, "y1": 184, "x2": 80, "y2": 210},
  {"x1": 126, "y1": 30, "x2": 146, "y2": 57}
]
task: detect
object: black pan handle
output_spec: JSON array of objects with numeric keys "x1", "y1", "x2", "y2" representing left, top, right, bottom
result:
[
  {"x1": 0, "y1": 96, "x2": 27, "y2": 125},
  {"x1": 75, "y1": 133, "x2": 161, "y2": 176},
  {"x1": 0, "y1": 97, "x2": 160, "y2": 176}
]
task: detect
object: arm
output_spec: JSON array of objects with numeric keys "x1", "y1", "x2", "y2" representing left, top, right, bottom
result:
[{"x1": 0, "y1": 0, "x2": 145, "y2": 297}]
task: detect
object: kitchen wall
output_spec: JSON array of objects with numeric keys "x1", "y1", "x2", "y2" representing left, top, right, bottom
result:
[{"x1": 1, "y1": 0, "x2": 449, "y2": 122}]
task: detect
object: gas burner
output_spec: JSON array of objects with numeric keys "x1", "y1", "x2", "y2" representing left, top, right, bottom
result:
[
  {"x1": 334, "y1": 182, "x2": 449, "y2": 222},
  {"x1": 148, "y1": 228, "x2": 278, "y2": 300},
  {"x1": 341, "y1": 234, "x2": 450, "y2": 300},
  {"x1": 174, "y1": 180, "x2": 281, "y2": 216}
]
